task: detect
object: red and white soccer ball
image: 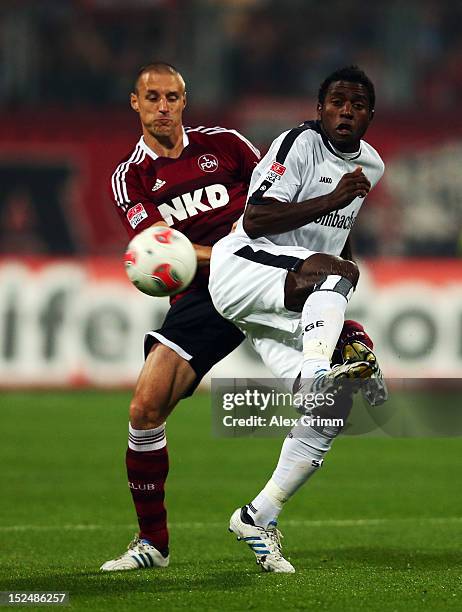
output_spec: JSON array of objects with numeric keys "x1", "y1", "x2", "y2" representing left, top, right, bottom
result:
[{"x1": 124, "y1": 226, "x2": 197, "y2": 297}]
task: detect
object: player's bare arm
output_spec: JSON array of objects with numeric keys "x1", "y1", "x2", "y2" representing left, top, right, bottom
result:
[{"x1": 243, "y1": 166, "x2": 370, "y2": 239}]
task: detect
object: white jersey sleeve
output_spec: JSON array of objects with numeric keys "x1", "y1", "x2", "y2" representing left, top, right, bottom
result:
[
  {"x1": 359, "y1": 141, "x2": 385, "y2": 189},
  {"x1": 247, "y1": 127, "x2": 316, "y2": 205}
]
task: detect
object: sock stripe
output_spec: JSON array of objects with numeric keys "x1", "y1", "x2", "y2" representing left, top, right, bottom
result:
[
  {"x1": 129, "y1": 430, "x2": 166, "y2": 440},
  {"x1": 129, "y1": 433, "x2": 165, "y2": 442},
  {"x1": 128, "y1": 436, "x2": 166, "y2": 445},
  {"x1": 128, "y1": 433, "x2": 166, "y2": 443},
  {"x1": 128, "y1": 424, "x2": 167, "y2": 452}
]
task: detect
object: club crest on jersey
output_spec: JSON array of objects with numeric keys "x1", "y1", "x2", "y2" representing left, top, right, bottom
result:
[
  {"x1": 127, "y1": 203, "x2": 148, "y2": 229},
  {"x1": 198, "y1": 154, "x2": 219, "y2": 173},
  {"x1": 271, "y1": 161, "x2": 286, "y2": 176}
]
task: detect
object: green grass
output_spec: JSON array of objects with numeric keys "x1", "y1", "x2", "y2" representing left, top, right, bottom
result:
[{"x1": 0, "y1": 391, "x2": 461, "y2": 611}]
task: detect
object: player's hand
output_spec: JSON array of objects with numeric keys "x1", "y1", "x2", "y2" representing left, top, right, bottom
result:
[{"x1": 327, "y1": 166, "x2": 371, "y2": 209}]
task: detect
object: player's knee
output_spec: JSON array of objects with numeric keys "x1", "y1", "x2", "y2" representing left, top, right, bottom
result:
[
  {"x1": 296, "y1": 255, "x2": 359, "y2": 287},
  {"x1": 342, "y1": 260, "x2": 360, "y2": 287},
  {"x1": 285, "y1": 256, "x2": 360, "y2": 311},
  {"x1": 129, "y1": 391, "x2": 166, "y2": 429}
]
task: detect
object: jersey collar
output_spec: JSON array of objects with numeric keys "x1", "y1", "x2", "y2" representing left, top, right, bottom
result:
[
  {"x1": 139, "y1": 127, "x2": 189, "y2": 160},
  {"x1": 303, "y1": 120, "x2": 362, "y2": 161}
]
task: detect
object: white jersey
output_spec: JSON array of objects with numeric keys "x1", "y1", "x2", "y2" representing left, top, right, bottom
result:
[{"x1": 234, "y1": 120, "x2": 384, "y2": 255}]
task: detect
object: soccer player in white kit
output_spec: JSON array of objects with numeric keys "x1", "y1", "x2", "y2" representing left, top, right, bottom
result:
[{"x1": 209, "y1": 66, "x2": 385, "y2": 572}]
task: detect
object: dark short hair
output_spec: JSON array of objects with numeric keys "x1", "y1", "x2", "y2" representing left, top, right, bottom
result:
[
  {"x1": 318, "y1": 65, "x2": 375, "y2": 110},
  {"x1": 134, "y1": 62, "x2": 184, "y2": 93}
]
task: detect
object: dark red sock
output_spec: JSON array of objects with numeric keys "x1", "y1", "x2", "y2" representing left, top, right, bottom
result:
[{"x1": 126, "y1": 446, "x2": 169, "y2": 555}]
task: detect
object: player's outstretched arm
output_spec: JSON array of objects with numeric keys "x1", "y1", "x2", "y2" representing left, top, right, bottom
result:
[{"x1": 243, "y1": 167, "x2": 370, "y2": 239}]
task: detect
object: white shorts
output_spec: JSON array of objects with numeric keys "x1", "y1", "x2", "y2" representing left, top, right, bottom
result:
[{"x1": 209, "y1": 234, "x2": 318, "y2": 383}]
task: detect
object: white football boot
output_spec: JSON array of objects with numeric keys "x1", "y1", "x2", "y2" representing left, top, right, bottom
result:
[
  {"x1": 342, "y1": 340, "x2": 388, "y2": 406},
  {"x1": 229, "y1": 507, "x2": 295, "y2": 573},
  {"x1": 100, "y1": 535, "x2": 169, "y2": 571}
]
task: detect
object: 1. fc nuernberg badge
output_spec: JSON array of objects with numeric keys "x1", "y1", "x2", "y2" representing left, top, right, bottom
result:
[{"x1": 198, "y1": 154, "x2": 219, "y2": 173}]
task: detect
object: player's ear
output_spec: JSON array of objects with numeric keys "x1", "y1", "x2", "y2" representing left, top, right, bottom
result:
[
  {"x1": 369, "y1": 108, "x2": 375, "y2": 121},
  {"x1": 183, "y1": 92, "x2": 187, "y2": 109},
  {"x1": 130, "y1": 93, "x2": 140, "y2": 113},
  {"x1": 316, "y1": 102, "x2": 322, "y2": 119}
]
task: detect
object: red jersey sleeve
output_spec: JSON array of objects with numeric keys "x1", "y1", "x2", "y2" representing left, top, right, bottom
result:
[
  {"x1": 219, "y1": 129, "x2": 260, "y2": 183},
  {"x1": 110, "y1": 158, "x2": 162, "y2": 238},
  {"x1": 238, "y1": 132, "x2": 261, "y2": 182}
]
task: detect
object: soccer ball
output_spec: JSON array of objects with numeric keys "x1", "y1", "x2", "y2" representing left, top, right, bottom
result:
[{"x1": 124, "y1": 226, "x2": 197, "y2": 297}]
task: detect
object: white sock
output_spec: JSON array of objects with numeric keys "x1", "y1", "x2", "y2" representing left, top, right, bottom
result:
[
  {"x1": 301, "y1": 275, "x2": 352, "y2": 379},
  {"x1": 128, "y1": 423, "x2": 167, "y2": 451},
  {"x1": 247, "y1": 419, "x2": 335, "y2": 527}
]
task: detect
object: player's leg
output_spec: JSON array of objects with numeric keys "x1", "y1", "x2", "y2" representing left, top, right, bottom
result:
[
  {"x1": 126, "y1": 343, "x2": 195, "y2": 553},
  {"x1": 240, "y1": 393, "x2": 352, "y2": 532},
  {"x1": 229, "y1": 330, "x2": 353, "y2": 573},
  {"x1": 284, "y1": 253, "x2": 364, "y2": 383},
  {"x1": 101, "y1": 290, "x2": 244, "y2": 572},
  {"x1": 230, "y1": 320, "x2": 386, "y2": 572},
  {"x1": 101, "y1": 344, "x2": 195, "y2": 572},
  {"x1": 210, "y1": 242, "x2": 379, "y2": 571},
  {"x1": 130, "y1": 344, "x2": 196, "y2": 429}
]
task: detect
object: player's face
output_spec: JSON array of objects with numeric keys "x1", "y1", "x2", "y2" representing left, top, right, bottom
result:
[
  {"x1": 317, "y1": 81, "x2": 373, "y2": 152},
  {"x1": 131, "y1": 71, "x2": 186, "y2": 140}
]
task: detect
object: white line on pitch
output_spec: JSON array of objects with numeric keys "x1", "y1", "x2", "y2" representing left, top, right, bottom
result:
[{"x1": 1, "y1": 516, "x2": 461, "y2": 532}]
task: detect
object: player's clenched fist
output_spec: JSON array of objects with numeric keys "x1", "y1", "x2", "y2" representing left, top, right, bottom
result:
[{"x1": 328, "y1": 166, "x2": 371, "y2": 209}]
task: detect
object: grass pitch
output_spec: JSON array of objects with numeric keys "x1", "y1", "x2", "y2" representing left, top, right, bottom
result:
[{"x1": 1, "y1": 391, "x2": 461, "y2": 611}]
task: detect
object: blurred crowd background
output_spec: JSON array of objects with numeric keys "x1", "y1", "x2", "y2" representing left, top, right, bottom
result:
[{"x1": 1, "y1": 0, "x2": 461, "y2": 257}]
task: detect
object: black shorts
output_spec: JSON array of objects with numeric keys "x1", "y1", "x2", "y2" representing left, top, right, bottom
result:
[{"x1": 144, "y1": 290, "x2": 245, "y2": 397}]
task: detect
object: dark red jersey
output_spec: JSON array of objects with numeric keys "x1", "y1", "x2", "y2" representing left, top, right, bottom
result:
[
  {"x1": 110, "y1": 126, "x2": 259, "y2": 300},
  {"x1": 111, "y1": 126, "x2": 259, "y2": 241}
]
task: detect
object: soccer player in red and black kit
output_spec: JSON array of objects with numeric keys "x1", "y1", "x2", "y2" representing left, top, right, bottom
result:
[
  {"x1": 101, "y1": 62, "x2": 260, "y2": 571},
  {"x1": 101, "y1": 62, "x2": 385, "y2": 572}
]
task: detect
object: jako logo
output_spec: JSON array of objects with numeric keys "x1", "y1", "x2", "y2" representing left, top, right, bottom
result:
[
  {"x1": 158, "y1": 184, "x2": 229, "y2": 226},
  {"x1": 198, "y1": 154, "x2": 219, "y2": 172},
  {"x1": 319, "y1": 176, "x2": 333, "y2": 183}
]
